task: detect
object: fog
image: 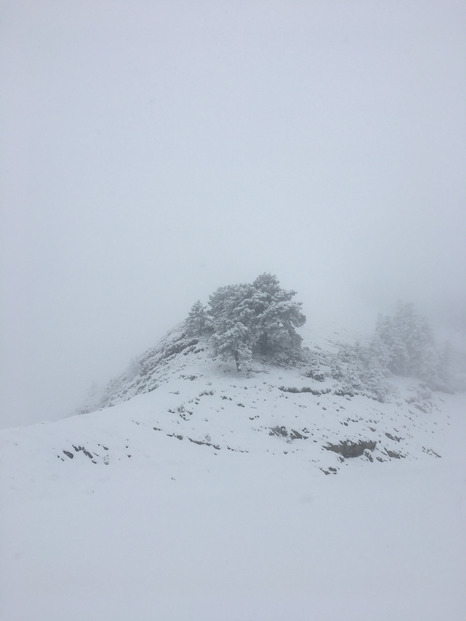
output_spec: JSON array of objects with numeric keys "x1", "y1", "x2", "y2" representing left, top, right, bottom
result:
[{"x1": 1, "y1": 1, "x2": 465, "y2": 427}]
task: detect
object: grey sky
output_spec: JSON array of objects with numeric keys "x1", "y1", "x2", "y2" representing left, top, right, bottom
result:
[{"x1": 1, "y1": 0, "x2": 465, "y2": 427}]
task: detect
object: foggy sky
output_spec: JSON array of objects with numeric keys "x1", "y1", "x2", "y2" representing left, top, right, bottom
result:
[{"x1": 1, "y1": 0, "x2": 465, "y2": 427}]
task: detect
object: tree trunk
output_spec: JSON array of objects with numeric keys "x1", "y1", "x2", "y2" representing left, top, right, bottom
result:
[
  {"x1": 259, "y1": 332, "x2": 268, "y2": 356},
  {"x1": 234, "y1": 350, "x2": 241, "y2": 371}
]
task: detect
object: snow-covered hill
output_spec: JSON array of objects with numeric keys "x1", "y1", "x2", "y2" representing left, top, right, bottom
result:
[
  {"x1": 1, "y1": 324, "x2": 465, "y2": 620},
  {"x1": 70, "y1": 322, "x2": 451, "y2": 474}
]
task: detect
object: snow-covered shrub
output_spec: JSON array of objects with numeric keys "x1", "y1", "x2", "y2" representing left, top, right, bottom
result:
[
  {"x1": 304, "y1": 359, "x2": 326, "y2": 381},
  {"x1": 330, "y1": 342, "x2": 388, "y2": 401},
  {"x1": 371, "y1": 303, "x2": 443, "y2": 386}
]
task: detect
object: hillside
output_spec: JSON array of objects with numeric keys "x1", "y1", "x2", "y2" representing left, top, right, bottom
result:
[
  {"x1": 1, "y1": 322, "x2": 465, "y2": 620},
  {"x1": 72, "y1": 321, "x2": 450, "y2": 474}
]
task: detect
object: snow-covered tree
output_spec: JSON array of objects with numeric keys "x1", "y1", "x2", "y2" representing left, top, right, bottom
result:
[
  {"x1": 212, "y1": 320, "x2": 251, "y2": 371},
  {"x1": 186, "y1": 300, "x2": 210, "y2": 337},
  {"x1": 250, "y1": 273, "x2": 306, "y2": 359},
  {"x1": 205, "y1": 273, "x2": 306, "y2": 369},
  {"x1": 371, "y1": 303, "x2": 439, "y2": 383},
  {"x1": 207, "y1": 283, "x2": 252, "y2": 370},
  {"x1": 371, "y1": 314, "x2": 407, "y2": 375}
]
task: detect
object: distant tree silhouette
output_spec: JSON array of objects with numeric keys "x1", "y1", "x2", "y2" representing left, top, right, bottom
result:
[{"x1": 186, "y1": 300, "x2": 210, "y2": 337}]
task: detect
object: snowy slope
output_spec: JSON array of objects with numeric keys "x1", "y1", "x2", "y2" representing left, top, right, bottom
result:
[
  {"x1": 72, "y1": 323, "x2": 451, "y2": 473},
  {"x1": 1, "y1": 326, "x2": 465, "y2": 621}
]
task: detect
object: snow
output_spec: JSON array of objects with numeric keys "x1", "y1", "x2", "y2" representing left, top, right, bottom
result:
[{"x1": 1, "y1": 339, "x2": 465, "y2": 621}]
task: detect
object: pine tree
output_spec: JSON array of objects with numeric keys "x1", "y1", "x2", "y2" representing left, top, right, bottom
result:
[
  {"x1": 208, "y1": 283, "x2": 254, "y2": 370},
  {"x1": 204, "y1": 273, "x2": 306, "y2": 370},
  {"x1": 250, "y1": 273, "x2": 306, "y2": 359},
  {"x1": 372, "y1": 303, "x2": 439, "y2": 383},
  {"x1": 212, "y1": 320, "x2": 251, "y2": 371},
  {"x1": 186, "y1": 300, "x2": 210, "y2": 337}
]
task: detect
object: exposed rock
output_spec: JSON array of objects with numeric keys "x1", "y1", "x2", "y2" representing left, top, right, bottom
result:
[
  {"x1": 325, "y1": 440, "x2": 377, "y2": 458},
  {"x1": 290, "y1": 429, "x2": 308, "y2": 440},
  {"x1": 269, "y1": 425, "x2": 288, "y2": 437}
]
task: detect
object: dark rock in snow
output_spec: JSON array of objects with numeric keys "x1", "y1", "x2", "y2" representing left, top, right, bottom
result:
[
  {"x1": 269, "y1": 425, "x2": 288, "y2": 437},
  {"x1": 289, "y1": 429, "x2": 308, "y2": 440},
  {"x1": 325, "y1": 440, "x2": 377, "y2": 458}
]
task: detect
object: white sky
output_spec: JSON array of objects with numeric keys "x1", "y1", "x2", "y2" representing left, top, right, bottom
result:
[{"x1": 1, "y1": 0, "x2": 465, "y2": 427}]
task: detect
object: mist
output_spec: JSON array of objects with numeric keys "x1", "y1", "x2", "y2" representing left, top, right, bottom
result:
[{"x1": 1, "y1": 1, "x2": 465, "y2": 428}]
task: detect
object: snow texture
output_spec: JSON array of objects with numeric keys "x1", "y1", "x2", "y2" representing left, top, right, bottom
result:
[{"x1": 1, "y1": 325, "x2": 465, "y2": 621}]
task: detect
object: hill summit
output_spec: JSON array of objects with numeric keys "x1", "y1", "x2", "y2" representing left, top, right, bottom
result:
[{"x1": 73, "y1": 275, "x2": 456, "y2": 474}]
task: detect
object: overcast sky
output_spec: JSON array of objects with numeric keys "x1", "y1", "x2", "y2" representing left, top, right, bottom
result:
[{"x1": 1, "y1": 0, "x2": 465, "y2": 427}]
